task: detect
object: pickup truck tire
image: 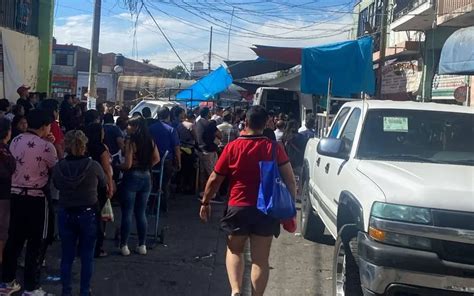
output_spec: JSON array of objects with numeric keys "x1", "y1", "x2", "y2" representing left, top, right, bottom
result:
[
  {"x1": 333, "y1": 226, "x2": 362, "y2": 296},
  {"x1": 300, "y1": 179, "x2": 325, "y2": 242}
]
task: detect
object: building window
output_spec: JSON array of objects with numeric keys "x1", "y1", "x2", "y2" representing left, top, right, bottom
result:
[
  {"x1": 54, "y1": 50, "x2": 74, "y2": 66},
  {"x1": 357, "y1": 8, "x2": 369, "y2": 37}
]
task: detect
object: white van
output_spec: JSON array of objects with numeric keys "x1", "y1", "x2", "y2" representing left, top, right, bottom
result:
[{"x1": 129, "y1": 99, "x2": 182, "y2": 119}]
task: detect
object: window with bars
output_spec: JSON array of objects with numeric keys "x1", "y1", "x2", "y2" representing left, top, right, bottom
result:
[
  {"x1": 53, "y1": 50, "x2": 75, "y2": 66},
  {"x1": 0, "y1": 0, "x2": 39, "y2": 36}
]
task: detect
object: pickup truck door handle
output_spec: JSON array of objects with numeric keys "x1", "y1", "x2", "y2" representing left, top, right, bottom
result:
[
  {"x1": 325, "y1": 163, "x2": 330, "y2": 174},
  {"x1": 316, "y1": 157, "x2": 321, "y2": 167}
]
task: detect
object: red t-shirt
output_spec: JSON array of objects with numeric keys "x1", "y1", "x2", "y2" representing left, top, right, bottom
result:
[
  {"x1": 214, "y1": 135, "x2": 290, "y2": 207},
  {"x1": 50, "y1": 121, "x2": 64, "y2": 146}
]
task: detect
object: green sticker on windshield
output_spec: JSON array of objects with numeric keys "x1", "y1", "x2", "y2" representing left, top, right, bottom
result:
[{"x1": 383, "y1": 117, "x2": 408, "y2": 132}]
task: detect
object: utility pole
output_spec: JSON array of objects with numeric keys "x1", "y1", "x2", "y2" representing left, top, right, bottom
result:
[
  {"x1": 377, "y1": 0, "x2": 389, "y2": 99},
  {"x1": 227, "y1": 8, "x2": 235, "y2": 60},
  {"x1": 208, "y1": 26, "x2": 213, "y2": 73},
  {"x1": 87, "y1": 0, "x2": 101, "y2": 109}
]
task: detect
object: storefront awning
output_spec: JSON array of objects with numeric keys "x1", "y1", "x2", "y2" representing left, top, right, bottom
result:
[
  {"x1": 439, "y1": 26, "x2": 474, "y2": 75},
  {"x1": 251, "y1": 45, "x2": 302, "y2": 65},
  {"x1": 224, "y1": 59, "x2": 296, "y2": 79}
]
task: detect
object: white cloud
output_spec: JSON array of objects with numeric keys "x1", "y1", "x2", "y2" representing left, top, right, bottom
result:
[{"x1": 54, "y1": 11, "x2": 354, "y2": 70}]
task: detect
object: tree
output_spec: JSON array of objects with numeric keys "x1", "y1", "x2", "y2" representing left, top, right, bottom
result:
[{"x1": 166, "y1": 65, "x2": 189, "y2": 79}]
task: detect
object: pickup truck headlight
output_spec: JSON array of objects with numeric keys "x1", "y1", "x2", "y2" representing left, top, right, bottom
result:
[
  {"x1": 371, "y1": 202, "x2": 432, "y2": 224},
  {"x1": 369, "y1": 202, "x2": 432, "y2": 251}
]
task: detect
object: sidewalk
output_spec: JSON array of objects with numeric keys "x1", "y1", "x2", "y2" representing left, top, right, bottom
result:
[{"x1": 39, "y1": 195, "x2": 230, "y2": 296}]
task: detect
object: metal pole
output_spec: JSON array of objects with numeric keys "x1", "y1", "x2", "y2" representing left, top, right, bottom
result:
[
  {"x1": 467, "y1": 76, "x2": 472, "y2": 107},
  {"x1": 227, "y1": 8, "x2": 235, "y2": 60},
  {"x1": 208, "y1": 26, "x2": 213, "y2": 73},
  {"x1": 325, "y1": 78, "x2": 332, "y2": 133},
  {"x1": 87, "y1": 0, "x2": 101, "y2": 109},
  {"x1": 377, "y1": 0, "x2": 389, "y2": 99}
]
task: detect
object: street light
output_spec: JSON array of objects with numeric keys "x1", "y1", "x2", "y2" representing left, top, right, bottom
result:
[{"x1": 113, "y1": 63, "x2": 124, "y2": 105}]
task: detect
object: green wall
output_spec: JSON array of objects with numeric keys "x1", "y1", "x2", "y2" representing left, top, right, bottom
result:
[{"x1": 36, "y1": 0, "x2": 54, "y2": 94}]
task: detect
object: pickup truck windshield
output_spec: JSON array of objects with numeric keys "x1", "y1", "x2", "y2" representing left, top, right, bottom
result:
[{"x1": 357, "y1": 109, "x2": 474, "y2": 166}]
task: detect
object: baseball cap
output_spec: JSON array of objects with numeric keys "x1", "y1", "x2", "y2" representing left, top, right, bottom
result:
[{"x1": 17, "y1": 85, "x2": 30, "y2": 95}]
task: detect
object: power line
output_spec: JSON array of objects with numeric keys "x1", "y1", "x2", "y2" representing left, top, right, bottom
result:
[
  {"x1": 172, "y1": 1, "x2": 351, "y2": 40},
  {"x1": 141, "y1": 1, "x2": 190, "y2": 73}
]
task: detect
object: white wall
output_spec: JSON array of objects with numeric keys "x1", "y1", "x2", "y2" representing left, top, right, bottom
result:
[
  {"x1": 76, "y1": 71, "x2": 115, "y2": 101},
  {"x1": 1, "y1": 27, "x2": 39, "y2": 102}
]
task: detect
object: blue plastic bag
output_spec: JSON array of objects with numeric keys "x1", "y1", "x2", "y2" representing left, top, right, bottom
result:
[{"x1": 257, "y1": 143, "x2": 297, "y2": 219}]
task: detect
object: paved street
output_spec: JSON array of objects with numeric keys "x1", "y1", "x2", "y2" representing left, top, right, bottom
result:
[{"x1": 36, "y1": 195, "x2": 334, "y2": 296}]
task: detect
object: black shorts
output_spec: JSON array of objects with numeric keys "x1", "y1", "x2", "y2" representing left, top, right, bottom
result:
[{"x1": 221, "y1": 206, "x2": 280, "y2": 238}]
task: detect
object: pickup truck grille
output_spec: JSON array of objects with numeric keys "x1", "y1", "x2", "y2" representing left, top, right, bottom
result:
[
  {"x1": 437, "y1": 241, "x2": 474, "y2": 266},
  {"x1": 432, "y1": 210, "x2": 474, "y2": 265},
  {"x1": 432, "y1": 210, "x2": 474, "y2": 231}
]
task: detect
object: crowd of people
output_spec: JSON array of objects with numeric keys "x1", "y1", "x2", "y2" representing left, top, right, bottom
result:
[{"x1": 0, "y1": 85, "x2": 317, "y2": 296}]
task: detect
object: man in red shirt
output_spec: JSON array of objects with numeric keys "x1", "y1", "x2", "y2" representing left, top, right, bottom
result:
[
  {"x1": 199, "y1": 106, "x2": 297, "y2": 296},
  {"x1": 40, "y1": 99, "x2": 65, "y2": 159}
]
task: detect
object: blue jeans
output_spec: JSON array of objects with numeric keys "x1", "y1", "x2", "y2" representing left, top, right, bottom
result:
[
  {"x1": 120, "y1": 170, "x2": 151, "y2": 246},
  {"x1": 58, "y1": 207, "x2": 98, "y2": 296}
]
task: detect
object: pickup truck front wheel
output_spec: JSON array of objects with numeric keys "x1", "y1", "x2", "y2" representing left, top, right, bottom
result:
[
  {"x1": 333, "y1": 226, "x2": 362, "y2": 296},
  {"x1": 300, "y1": 180, "x2": 325, "y2": 242}
]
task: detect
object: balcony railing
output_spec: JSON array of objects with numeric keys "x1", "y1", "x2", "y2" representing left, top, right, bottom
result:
[
  {"x1": 393, "y1": 0, "x2": 430, "y2": 20},
  {"x1": 438, "y1": 0, "x2": 474, "y2": 15}
]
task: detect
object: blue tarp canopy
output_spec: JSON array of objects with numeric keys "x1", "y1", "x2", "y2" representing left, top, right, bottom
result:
[
  {"x1": 176, "y1": 65, "x2": 233, "y2": 101},
  {"x1": 301, "y1": 36, "x2": 375, "y2": 97},
  {"x1": 439, "y1": 26, "x2": 474, "y2": 75}
]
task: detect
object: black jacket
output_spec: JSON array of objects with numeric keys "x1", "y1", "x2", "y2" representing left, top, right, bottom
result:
[{"x1": 0, "y1": 143, "x2": 16, "y2": 200}]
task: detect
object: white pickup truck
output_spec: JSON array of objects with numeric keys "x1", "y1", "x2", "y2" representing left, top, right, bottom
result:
[{"x1": 301, "y1": 100, "x2": 474, "y2": 296}]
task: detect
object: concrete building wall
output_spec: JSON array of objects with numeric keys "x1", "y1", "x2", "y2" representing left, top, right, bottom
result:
[
  {"x1": 76, "y1": 71, "x2": 115, "y2": 102},
  {"x1": 0, "y1": 0, "x2": 53, "y2": 99}
]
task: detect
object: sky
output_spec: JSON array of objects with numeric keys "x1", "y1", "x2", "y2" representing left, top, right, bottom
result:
[{"x1": 53, "y1": 0, "x2": 357, "y2": 71}]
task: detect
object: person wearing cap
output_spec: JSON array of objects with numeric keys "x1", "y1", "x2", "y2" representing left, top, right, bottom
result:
[
  {"x1": 16, "y1": 85, "x2": 35, "y2": 116},
  {"x1": 1, "y1": 109, "x2": 58, "y2": 296}
]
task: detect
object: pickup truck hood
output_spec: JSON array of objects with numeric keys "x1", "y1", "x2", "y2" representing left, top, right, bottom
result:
[{"x1": 357, "y1": 161, "x2": 474, "y2": 212}]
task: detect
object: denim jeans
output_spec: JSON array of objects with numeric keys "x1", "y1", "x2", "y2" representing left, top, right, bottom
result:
[
  {"x1": 58, "y1": 207, "x2": 98, "y2": 296},
  {"x1": 120, "y1": 170, "x2": 151, "y2": 246}
]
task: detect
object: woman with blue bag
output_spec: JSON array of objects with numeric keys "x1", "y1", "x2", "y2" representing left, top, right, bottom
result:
[{"x1": 199, "y1": 106, "x2": 297, "y2": 296}]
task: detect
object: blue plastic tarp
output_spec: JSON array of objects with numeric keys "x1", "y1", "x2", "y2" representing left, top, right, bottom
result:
[
  {"x1": 176, "y1": 65, "x2": 233, "y2": 101},
  {"x1": 439, "y1": 26, "x2": 474, "y2": 75},
  {"x1": 301, "y1": 36, "x2": 375, "y2": 97}
]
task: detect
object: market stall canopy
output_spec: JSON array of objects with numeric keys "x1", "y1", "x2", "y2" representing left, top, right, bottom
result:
[
  {"x1": 439, "y1": 26, "x2": 474, "y2": 75},
  {"x1": 176, "y1": 65, "x2": 233, "y2": 101},
  {"x1": 301, "y1": 36, "x2": 375, "y2": 97},
  {"x1": 225, "y1": 59, "x2": 296, "y2": 79},
  {"x1": 251, "y1": 45, "x2": 302, "y2": 65}
]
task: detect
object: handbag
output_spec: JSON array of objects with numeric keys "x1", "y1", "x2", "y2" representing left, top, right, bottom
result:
[{"x1": 257, "y1": 142, "x2": 297, "y2": 220}]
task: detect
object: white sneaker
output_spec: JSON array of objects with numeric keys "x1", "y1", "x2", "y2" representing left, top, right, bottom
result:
[
  {"x1": 0, "y1": 280, "x2": 21, "y2": 295},
  {"x1": 21, "y1": 287, "x2": 48, "y2": 296},
  {"x1": 136, "y1": 245, "x2": 147, "y2": 255},
  {"x1": 121, "y1": 245, "x2": 131, "y2": 256}
]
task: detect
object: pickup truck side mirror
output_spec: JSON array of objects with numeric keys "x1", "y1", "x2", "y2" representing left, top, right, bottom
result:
[{"x1": 317, "y1": 138, "x2": 347, "y2": 159}]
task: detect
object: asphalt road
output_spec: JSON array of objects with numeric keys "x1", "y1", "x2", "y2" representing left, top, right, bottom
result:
[{"x1": 29, "y1": 195, "x2": 335, "y2": 296}]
